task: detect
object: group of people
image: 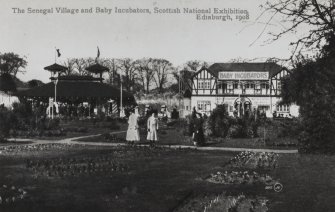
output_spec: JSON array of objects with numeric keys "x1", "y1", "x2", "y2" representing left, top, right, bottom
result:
[
  {"x1": 126, "y1": 106, "x2": 206, "y2": 147},
  {"x1": 126, "y1": 108, "x2": 159, "y2": 147}
]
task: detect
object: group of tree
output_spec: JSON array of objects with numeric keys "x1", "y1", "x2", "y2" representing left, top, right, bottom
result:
[
  {"x1": 0, "y1": 52, "x2": 28, "y2": 93},
  {"x1": 61, "y1": 57, "x2": 209, "y2": 95},
  {"x1": 262, "y1": 0, "x2": 335, "y2": 153},
  {"x1": 0, "y1": 51, "x2": 209, "y2": 95}
]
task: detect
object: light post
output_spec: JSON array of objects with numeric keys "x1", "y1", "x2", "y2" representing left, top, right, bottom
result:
[
  {"x1": 178, "y1": 69, "x2": 181, "y2": 116},
  {"x1": 120, "y1": 74, "x2": 125, "y2": 118},
  {"x1": 51, "y1": 77, "x2": 58, "y2": 119}
]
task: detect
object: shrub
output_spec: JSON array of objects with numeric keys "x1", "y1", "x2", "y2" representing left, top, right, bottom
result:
[
  {"x1": 46, "y1": 118, "x2": 60, "y2": 130},
  {"x1": 209, "y1": 105, "x2": 231, "y2": 137},
  {"x1": 0, "y1": 107, "x2": 17, "y2": 138},
  {"x1": 203, "y1": 118, "x2": 212, "y2": 136},
  {"x1": 171, "y1": 108, "x2": 179, "y2": 119}
]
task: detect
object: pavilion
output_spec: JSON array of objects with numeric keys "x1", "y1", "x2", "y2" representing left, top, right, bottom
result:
[{"x1": 15, "y1": 62, "x2": 136, "y2": 117}]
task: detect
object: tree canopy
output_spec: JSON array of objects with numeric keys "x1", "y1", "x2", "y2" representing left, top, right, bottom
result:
[
  {"x1": 261, "y1": 0, "x2": 335, "y2": 60},
  {"x1": 265, "y1": 0, "x2": 335, "y2": 153},
  {"x1": 0, "y1": 52, "x2": 27, "y2": 76},
  {"x1": 0, "y1": 73, "x2": 17, "y2": 93}
]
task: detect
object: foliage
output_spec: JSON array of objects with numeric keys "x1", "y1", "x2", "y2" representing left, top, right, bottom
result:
[
  {"x1": 176, "y1": 193, "x2": 268, "y2": 212},
  {"x1": 0, "y1": 107, "x2": 17, "y2": 139},
  {"x1": 282, "y1": 37, "x2": 335, "y2": 153},
  {"x1": 205, "y1": 105, "x2": 263, "y2": 139},
  {"x1": 0, "y1": 52, "x2": 27, "y2": 76},
  {"x1": 208, "y1": 105, "x2": 233, "y2": 137},
  {"x1": 0, "y1": 73, "x2": 17, "y2": 92},
  {"x1": 27, "y1": 79, "x2": 44, "y2": 88},
  {"x1": 171, "y1": 108, "x2": 179, "y2": 119}
]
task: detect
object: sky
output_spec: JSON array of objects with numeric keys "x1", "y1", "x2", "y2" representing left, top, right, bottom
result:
[{"x1": 0, "y1": 0, "x2": 300, "y2": 82}]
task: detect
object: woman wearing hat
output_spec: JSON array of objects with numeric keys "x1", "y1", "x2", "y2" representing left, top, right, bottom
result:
[
  {"x1": 192, "y1": 113, "x2": 205, "y2": 146},
  {"x1": 126, "y1": 108, "x2": 140, "y2": 145},
  {"x1": 147, "y1": 111, "x2": 159, "y2": 147}
]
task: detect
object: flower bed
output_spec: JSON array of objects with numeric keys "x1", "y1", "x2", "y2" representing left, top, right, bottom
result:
[
  {"x1": 0, "y1": 185, "x2": 28, "y2": 205},
  {"x1": 26, "y1": 156, "x2": 129, "y2": 178},
  {"x1": 0, "y1": 143, "x2": 81, "y2": 155},
  {"x1": 175, "y1": 193, "x2": 268, "y2": 212},
  {"x1": 206, "y1": 171, "x2": 276, "y2": 185},
  {"x1": 225, "y1": 151, "x2": 279, "y2": 170},
  {"x1": 10, "y1": 129, "x2": 67, "y2": 138},
  {"x1": 110, "y1": 145, "x2": 197, "y2": 159}
]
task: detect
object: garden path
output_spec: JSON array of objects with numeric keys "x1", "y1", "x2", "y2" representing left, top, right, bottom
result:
[{"x1": 8, "y1": 131, "x2": 298, "y2": 154}]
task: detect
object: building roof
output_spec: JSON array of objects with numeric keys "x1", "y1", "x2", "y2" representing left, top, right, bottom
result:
[
  {"x1": 85, "y1": 63, "x2": 109, "y2": 74},
  {"x1": 44, "y1": 63, "x2": 68, "y2": 72},
  {"x1": 208, "y1": 63, "x2": 283, "y2": 78},
  {"x1": 15, "y1": 81, "x2": 136, "y2": 104},
  {"x1": 55, "y1": 75, "x2": 102, "y2": 81}
]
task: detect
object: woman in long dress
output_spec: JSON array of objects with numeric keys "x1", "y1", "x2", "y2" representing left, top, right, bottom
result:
[
  {"x1": 126, "y1": 109, "x2": 140, "y2": 145},
  {"x1": 192, "y1": 113, "x2": 205, "y2": 146},
  {"x1": 147, "y1": 112, "x2": 158, "y2": 147}
]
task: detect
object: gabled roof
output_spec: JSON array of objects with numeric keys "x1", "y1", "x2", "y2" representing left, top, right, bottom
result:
[{"x1": 208, "y1": 63, "x2": 283, "y2": 78}]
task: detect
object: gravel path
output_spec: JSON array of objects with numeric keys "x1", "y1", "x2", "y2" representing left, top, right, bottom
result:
[{"x1": 7, "y1": 131, "x2": 298, "y2": 154}]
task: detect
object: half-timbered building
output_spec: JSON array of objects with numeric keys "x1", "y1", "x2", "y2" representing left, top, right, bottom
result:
[{"x1": 190, "y1": 62, "x2": 299, "y2": 117}]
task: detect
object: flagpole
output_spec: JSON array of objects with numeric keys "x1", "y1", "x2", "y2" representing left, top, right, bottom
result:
[{"x1": 54, "y1": 47, "x2": 57, "y2": 63}]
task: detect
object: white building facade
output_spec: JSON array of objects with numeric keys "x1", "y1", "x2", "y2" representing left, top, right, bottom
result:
[
  {"x1": 190, "y1": 63, "x2": 299, "y2": 118},
  {"x1": 0, "y1": 91, "x2": 19, "y2": 108}
]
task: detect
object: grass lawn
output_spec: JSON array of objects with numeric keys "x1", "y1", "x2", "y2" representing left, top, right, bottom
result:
[
  {"x1": 77, "y1": 126, "x2": 297, "y2": 150},
  {"x1": 8, "y1": 120, "x2": 128, "y2": 141},
  {"x1": 0, "y1": 143, "x2": 335, "y2": 212}
]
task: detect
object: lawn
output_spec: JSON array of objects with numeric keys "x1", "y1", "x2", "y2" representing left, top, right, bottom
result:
[
  {"x1": 0, "y1": 143, "x2": 335, "y2": 212},
  {"x1": 8, "y1": 119, "x2": 128, "y2": 141},
  {"x1": 76, "y1": 126, "x2": 297, "y2": 150}
]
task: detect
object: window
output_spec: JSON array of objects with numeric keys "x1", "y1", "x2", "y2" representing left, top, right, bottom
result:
[
  {"x1": 226, "y1": 83, "x2": 234, "y2": 94},
  {"x1": 233, "y1": 83, "x2": 239, "y2": 89},
  {"x1": 217, "y1": 82, "x2": 225, "y2": 94},
  {"x1": 277, "y1": 104, "x2": 290, "y2": 112},
  {"x1": 198, "y1": 80, "x2": 211, "y2": 89},
  {"x1": 197, "y1": 101, "x2": 211, "y2": 111},
  {"x1": 258, "y1": 105, "x2": 270, "y2": 112},
  {"x1": 277, "y1": 81, "x2": 282, "y2": 90},
  {"x1": 255, "y1": 83, "x2": 261, "y2": 94}
]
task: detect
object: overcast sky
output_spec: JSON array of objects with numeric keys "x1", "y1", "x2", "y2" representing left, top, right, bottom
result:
[{"x1": 1, "y1": 0, "x2": 300, "y2": 82}]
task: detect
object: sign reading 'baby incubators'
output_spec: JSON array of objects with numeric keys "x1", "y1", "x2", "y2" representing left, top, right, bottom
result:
[{"x1": 218, "y1": 72, "x2": 269, "y2": 80}]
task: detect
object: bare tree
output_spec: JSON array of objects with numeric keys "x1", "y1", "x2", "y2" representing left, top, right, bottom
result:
[
  {"x1": 152, "y1": 59, "x2": 173, "y2": 93},
  {"x1": 184, "y1": 60, "x2": 209, "y2": 72},
  {"x1": 134, "y1": 58, "x2": 155, "y2": 94},
  {"x1": 74, "y1": 58, "x2": 94, "y2": 76},
  {"x1": 100, "y1": 58, "x2": 121, "y2": 85},
  {"x1": 119, "y1": 58, "x2": 137, "y2": 91},
  {"x1": 62, "y1": 58, "x2": 77, "y2": 75},
  {"x1": 259, "y1": 0, "x2": 335, "y2": 60}
]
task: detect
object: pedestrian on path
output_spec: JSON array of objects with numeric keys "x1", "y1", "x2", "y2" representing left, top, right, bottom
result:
[
  {"x1": 192, "y1": 113, "x2": 205, "y2": 147},
  {"x1": 126, "y1": 108, "x2": 140, "y2": 145},
  {"x1": 147, "y1": 111, "x2": 159, "y2": 147}
]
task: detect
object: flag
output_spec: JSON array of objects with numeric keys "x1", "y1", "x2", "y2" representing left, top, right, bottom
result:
[
  {"x1": 56, "y1": 49, "x2": 61, "y2": 57},
  {"x1": 97, "y1": 47, "x2": 100, "y2": 58}
]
